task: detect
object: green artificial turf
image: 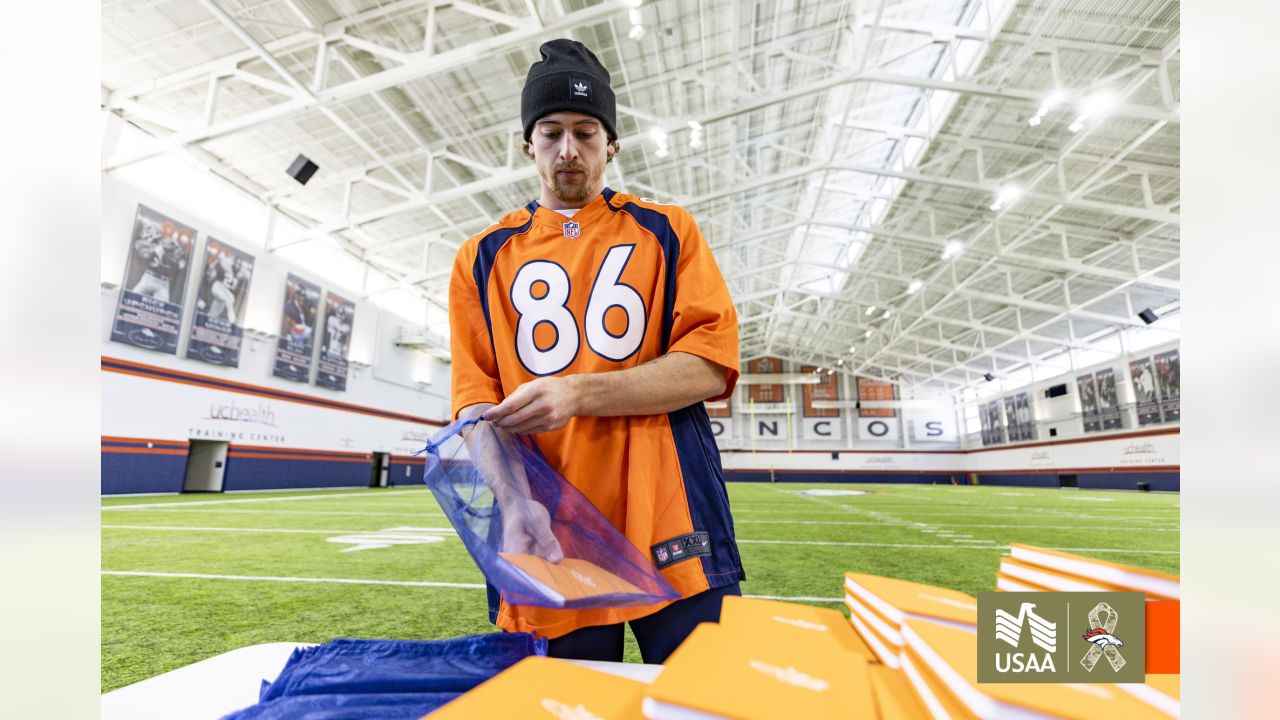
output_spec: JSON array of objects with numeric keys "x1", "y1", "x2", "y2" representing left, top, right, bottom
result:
[{"x1": 101, "y1": 483, "x2": 1178, "y2": 691}]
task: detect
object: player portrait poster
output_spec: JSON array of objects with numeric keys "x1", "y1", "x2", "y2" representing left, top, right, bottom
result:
[
  {"x1": 186, "y1": 238, "x2": 254, "y2": 367},
  {"x1": 1013, "y1": 391, "x2": 1033, "y2": 441},
  {"x1": 985, "y1": 400, "x2": 1004, "y2": 444},
  {"x1": 273, "y1": 274, "x2": 321, "y2": 382},
  {"x1": 1095, "y1": 368, "x2": 1122, "y2": 430},
  {"x1": 1077, "y1": 373, "x2": 1101, "y2": 432},
  {"x1": 746, "y1": 357, "x2": 786, "y2": 404},
  {"x1": 1129, "y1": 356, "x2": 1162, "y2": 425},
  {"x1": 856, "y1": 377, "x2": 896, "y2": 417},
  {"x1": 1002, "y1": 396, "x2": 1021, "y2": 442},
  {"x1": 1154, "y1": 349, "x2": 1180, "y2": 422},
  {"x1": 315, "y1": 292, "x2": 355, "y2": 391},
  {"x1": 110, "y1": 204, "x2": 196, "y2": 354},
  {"x1": 801, "y1": 366, "x2": 840, "y2": 418}
]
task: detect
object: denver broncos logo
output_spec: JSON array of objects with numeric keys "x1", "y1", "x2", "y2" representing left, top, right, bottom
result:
[{"x1": 1082, "y1": 627, "x2": 1124, "y2": 648}]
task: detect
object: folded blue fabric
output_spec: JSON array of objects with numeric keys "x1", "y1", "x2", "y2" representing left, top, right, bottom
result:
[
  {"x1": 221, "y1": 692, "x2": 462, "y2": 720},
  {"x1": 221, "y1": 634, "x2": 546, "y2": 720}
]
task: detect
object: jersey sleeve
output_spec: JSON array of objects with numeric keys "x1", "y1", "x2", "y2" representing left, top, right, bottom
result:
[
  {"x1": 667, "y1": 211, "x2": 739, "y2": 401},
  {"x1": 449, "y1": 243, "x2": 505, "y2": 419}
]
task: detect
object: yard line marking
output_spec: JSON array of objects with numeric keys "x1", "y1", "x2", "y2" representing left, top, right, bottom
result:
[
  {"x1": 102, "y1": 508, "x2": 448, "y2": 518},
  {"x1": 102, "y1": 525, "x2": 456, "y2": 535},
  {"x1": 744, "y1": 594, "x2": 843, "y2": 603},
  {"x1": 102, "y1": 571, "x2": 485, "y2": 588},
  {"x1": 736, "y1": 539, "x2": 1177, "y2": 554},
  {"x1": 101, "y1": 570, "x2": 848, "y2": 603},
  {"x1": 102, "y1": 489, "x2": 432, "y2": 510}
]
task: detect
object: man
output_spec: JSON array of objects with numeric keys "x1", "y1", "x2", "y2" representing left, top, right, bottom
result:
[{"x1": 448, "y1": 39, "x2": 743, "y2": 664}]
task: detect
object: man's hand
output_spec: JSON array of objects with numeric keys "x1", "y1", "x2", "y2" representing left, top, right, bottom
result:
[
  {"x1": 501, "y1": 498, "x2": 564, "y2": 563},
  {"x1": 483, "y1": 376, "x2": 579, "y2": 435}
]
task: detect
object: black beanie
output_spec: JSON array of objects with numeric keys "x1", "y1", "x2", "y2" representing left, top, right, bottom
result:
[{"x1": 521, "y1": 39, "x2": 617, "y2": 142}]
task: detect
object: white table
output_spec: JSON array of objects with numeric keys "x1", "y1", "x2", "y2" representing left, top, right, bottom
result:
[{"x1": 101, "y1": 642, "x2": 662, "y2": 720}]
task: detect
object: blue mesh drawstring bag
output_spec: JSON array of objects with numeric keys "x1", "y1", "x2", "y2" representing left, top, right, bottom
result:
[{"x1": 418, "y1": 417, "x2": 678, "y2": 609}]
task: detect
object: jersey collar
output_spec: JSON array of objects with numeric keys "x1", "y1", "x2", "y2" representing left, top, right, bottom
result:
[{"x1": 525, "y1": 188, "x2": 616, "y2": 231}]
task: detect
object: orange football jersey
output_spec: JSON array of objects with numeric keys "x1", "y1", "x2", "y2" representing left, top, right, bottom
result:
[{"x1": 449, "y1": 188, "x2": 743, "y2": 639}]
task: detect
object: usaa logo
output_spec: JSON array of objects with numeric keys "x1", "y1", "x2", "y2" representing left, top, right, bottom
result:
[{"x1": 993, "y1": 602, "x2": 1057, "y2": 673}]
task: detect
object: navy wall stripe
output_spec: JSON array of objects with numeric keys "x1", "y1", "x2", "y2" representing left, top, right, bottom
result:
[
  {"x1": 102, "y1": 452, "x2": 188, "y2": 494},
  {"x1": 667, "y1": 404, "x2": 746, "y2": 586}
]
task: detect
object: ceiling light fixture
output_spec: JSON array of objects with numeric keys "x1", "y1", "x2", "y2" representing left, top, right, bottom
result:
[
  {"x1": 989, "y1": 185, "x2": 1022, "y2": 212},
  {"x1": 1068, "y1": 89, "x2": 1117, "y2": 133},
  {"x1": 941, "y1": 239, "x2": 964, "y2": 260},
  {"x1": 906, "y1": 280, "x2": 923, "y2": 294},
  {"x1": 865, "y1": 305, "x2": 876, "y2": 315},
  {"x1": 864, "y1": 329, "x2": 873, "y2": 338},
  {"x1": 882, "y1": 309, "x2": 893, "y2": 319},
  {"x1": 1027, "y1": 90, "x2": 1066, "y2": 127}
]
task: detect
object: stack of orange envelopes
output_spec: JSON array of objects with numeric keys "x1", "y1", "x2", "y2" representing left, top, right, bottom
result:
[
  {"x1": 995, "y1": 544, "x2": 1180, "y2": 601},
  {"x1": 842, "y1": 572, "x2": 978, "y2": 669},
  {"x1": 899, "y1": 617, "x2": 1171, "y2": 720}
]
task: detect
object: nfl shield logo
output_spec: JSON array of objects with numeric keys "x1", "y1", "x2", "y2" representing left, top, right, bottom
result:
[{"x1": 563, "y1": 221, "x2": 580, "y2": 238}]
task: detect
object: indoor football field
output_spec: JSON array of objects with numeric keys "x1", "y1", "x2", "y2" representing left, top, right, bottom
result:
[{"x1": 101, "y1": 483, "x2": 1178, "y2": 691}]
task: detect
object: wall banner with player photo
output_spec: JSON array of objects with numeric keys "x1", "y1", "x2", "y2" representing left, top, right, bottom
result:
[
  {"x1": 1077, "y1": 373, "x2": 1101, "y2": 432},
  {"x1": 1129, "y1": 357, "x2": 1162, "y2": 425},
  {"x1": 984, "y1": 400, "x2": 1004, "y2": 445},
  {"x1": 746, "y1": 357, "x2": 787, "y2": 404},
  {"x1": 1002, "y1": 396, "x2": 1018, "y2": 442},
  {"x1": 856, "y1": 376, "x2": 896, "y2": 417},
  {"x1": 1013, "y1": 391, "x2": 1034, "y2": 441},
  {"x1": 1154, "y1": 349, "x2": 1180, "y2": 422},
  {"x1": 800, "y1": 366, "x2": 840, "y2": 418},
  {"x1": 315, "y1": 292, "x2": 356, "y2": 391},
  {"x1": 978, "y1": 400, "x2": 992, "y2": 445},
  {"x1": 1094, "y1": 367, "x2": 1123, "y2": 430},
  {"x1": 273, "y1": 274, "x2": 321, "y2": 383},
  {"x1": 110, "y1": 204, "x2": 196, "y2": 354},
  {"x1": 185, "y1": 238, "x2": 254, "y2": 367}
]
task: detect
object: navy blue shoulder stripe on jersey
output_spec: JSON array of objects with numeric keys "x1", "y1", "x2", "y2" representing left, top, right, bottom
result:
[
  {"x1": 472, "y1": 212, "x2": 535, "y2": 348},
  {"x1": 602, "y1": 189, "x2": 680, "y2": 352}
]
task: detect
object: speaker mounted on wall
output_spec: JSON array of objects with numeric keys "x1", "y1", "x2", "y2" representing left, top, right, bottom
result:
[
  {"x1": 286, "y1": 154, "x2": 319, "y2": 185},
  {"x1": 1138, "y1": 308, "x2": 1159, "y2": 325}
]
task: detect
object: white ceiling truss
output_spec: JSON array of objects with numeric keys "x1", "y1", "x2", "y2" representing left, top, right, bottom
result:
[{"x1": 102, "y1": 0, "x2": 1180, "y2": 394}]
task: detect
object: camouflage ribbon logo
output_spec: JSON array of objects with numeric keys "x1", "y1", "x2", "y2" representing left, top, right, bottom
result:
[{"x1": 1080, "y1": 602, "x2": 1126, "y2": 672}]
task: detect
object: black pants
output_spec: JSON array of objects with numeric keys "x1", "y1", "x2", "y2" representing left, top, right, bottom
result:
[{"x1": 546, "y1": 583, "x2": 742, "y2": 664}]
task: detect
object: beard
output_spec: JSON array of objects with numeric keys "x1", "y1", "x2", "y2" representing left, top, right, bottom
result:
[{"x1": 541, "y1": 157, "x2": 606, "y2": 205}]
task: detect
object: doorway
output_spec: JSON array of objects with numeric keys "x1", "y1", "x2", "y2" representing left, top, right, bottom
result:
[
  {"x1": 370, "y1": 452, "x2": 390, "y2": 488},
  {"x1": 183, "y1": 440, "x2": 228, "y2": 492}
]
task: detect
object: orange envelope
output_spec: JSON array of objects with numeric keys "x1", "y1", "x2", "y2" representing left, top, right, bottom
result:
[
  {"x1": 844, "y1": 573, "x2": 978, "y2": 628},
  {"x1": 425, "y1": 656, "x2": 645, "y2": 719},
  {"x1": 1007, "y1": 544, "x2": 1179, "y2": 600},
  {"x1": 1118, "y1": 675, "x2": 1180, "y2": 718},
  {"x1": 719, "y1": 595, "x2": 875, "y2": 661},
  {"x1": 500, "y1": 553, "x2": 646, "y2": 606},
  {"x1": 644, "y1": 622, "x2": 876, "y2": 720},
  {"x1": 844, "y1": 593, "x2": 901, "y2": 667},
  {"x1": 868, "y1": 663, "x2": 930, "y2": 720}
]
